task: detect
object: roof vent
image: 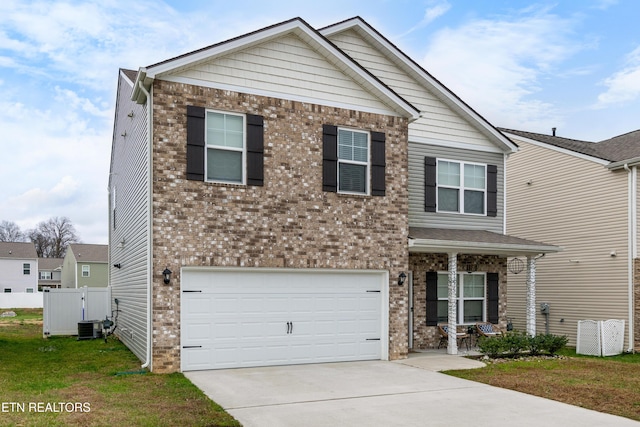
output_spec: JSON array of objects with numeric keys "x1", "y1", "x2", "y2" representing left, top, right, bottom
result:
[{"x1": 552, "y1": 127, "x2": 557, "y2": 136}]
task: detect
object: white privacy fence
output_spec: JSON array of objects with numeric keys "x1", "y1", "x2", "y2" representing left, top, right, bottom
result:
[
  {"x1": 43, "y1": 287, "x2": 111, "y2": 337},
  {"x1": 0, "y1": 293, "x2": 43, "y2": 308},
  {"x1": 576, "y1": 319, "x2": 625, "y2": 356}
]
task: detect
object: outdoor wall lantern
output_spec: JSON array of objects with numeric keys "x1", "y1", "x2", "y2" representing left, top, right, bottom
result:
[
  {"x1": 398, "y1": 272, "x2": 407, "y2": 286},
  {"x1": 163, "y1": 268, "x2": 172, "y2": 285},
  {"x1": 113, "y1": 263, "x2": 122, "y2": 269}
]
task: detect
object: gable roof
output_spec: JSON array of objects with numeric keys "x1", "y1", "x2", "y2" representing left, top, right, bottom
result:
[
  {"x1": 320, "y1": 17, "x2": 517, "y2": 154},
  {"x1": 68, "y1": 244, "x2": 108, "y2": 263},
  {"x1": 501, "y1": 128, "x2": 640, "y2": 168},
  {"x1": 0, "y1": 242, "x2": 37, "y2": 260},
  {"x1": 38, "y1": 258, "x2": 64, "y2": 271},
  {"x1": 132, "y1": 17, "x2": 419, "y2": 120}
]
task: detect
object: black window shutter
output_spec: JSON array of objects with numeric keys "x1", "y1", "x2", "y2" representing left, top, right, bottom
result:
[
  {"x1": 426, "y1": 271, "x2": 438, "y2": 326},
  {"x1": 487, "y1": 164, "x2": 498, "y2": 217},
  {"x1": 370, "y1": 131, "x2": 386, "y2": 196},
  {"x1": 424, "y1": 157, "x2": 437, "y2": 212},
  {"x1": 246, "y1": 114, "x2": 264, "y2": 186},
  {"x1": 322, "y1": 125, "x2": 338, "y2": 192},
  {"x1": 186, "y1": 106, "x2": 205, "y2": 181},
  {"x1": 487, "y1": 272, "x2": 499, "y2": 324}
]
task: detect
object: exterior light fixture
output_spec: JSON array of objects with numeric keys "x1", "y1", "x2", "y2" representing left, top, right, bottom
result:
[
  {"x1": 398, "y1": 272, "x2": 407, "y2": 286},
  {"x1": 113, "y1": 263, "x2": 122, "y2": 269},
  {"x1": 163, "y1": 268, "x2": 172, "y2": 284}
]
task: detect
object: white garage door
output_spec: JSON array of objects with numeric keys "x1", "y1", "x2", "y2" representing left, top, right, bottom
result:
[{"x1": 181, "y1": 268, "x2": 386, "y2": 371}]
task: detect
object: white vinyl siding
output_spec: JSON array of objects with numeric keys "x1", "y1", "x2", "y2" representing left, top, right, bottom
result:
[
  {"x1": 162, "y1": 34, "x2": 391, "y2": 114},
  {"x1": 506, "y1": 137, "x2": 629, "y2": 347},
  {"x1": 409, "y1": 143, "x2": 504, "y2": 232},
  {"x1": 108, "y1": 70, "x2": 151, "y2": 363},
  {"x1": 327, "y1": 29, "x2": 498, "y2": 149}
]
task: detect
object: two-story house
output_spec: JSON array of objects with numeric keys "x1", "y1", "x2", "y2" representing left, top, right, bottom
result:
[
  {"x1": 37, "y1": 257, "x2": 63, "y2": 291},
  {"x1": 61, "y1": 244, "x2": 108, "y2": 289},
  {"x1": 503, "y1": 128, "x2": 640, "y2": 352},
  {"x1": 109, "y1": 17, "x2": 558, "y2": 373},
  {"x1": 0, "y1": 242, "x2": 38, "y2": 293}
]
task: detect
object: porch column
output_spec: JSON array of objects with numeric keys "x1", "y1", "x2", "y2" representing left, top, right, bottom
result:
[
  {"x1": 447, "y1": 252, "x2": 458, "y2": 355},
  {"x1": 526, "y1": 255, "x2": 537, "y2": 336}
]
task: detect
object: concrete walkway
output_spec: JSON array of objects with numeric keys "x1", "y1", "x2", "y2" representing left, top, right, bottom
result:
[{"x1": 186, "y1": 353, "x2": 639, "y2": 427}]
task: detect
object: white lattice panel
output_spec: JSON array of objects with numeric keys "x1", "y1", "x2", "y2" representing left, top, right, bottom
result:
[
  {"x1": 577, "y1": 320, "x2": 601, "y2": 356},
  {"x1": 601, "y1": 319, "x2": 625, "y2": 356}
]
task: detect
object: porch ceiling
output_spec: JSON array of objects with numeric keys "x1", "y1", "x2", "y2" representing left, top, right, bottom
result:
[{"x1": 408, "y1": 227, "x2": 562, "y2": 257}]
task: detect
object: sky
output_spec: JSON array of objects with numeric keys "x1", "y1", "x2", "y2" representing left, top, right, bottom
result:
[{"x1": 1, "y1": 0, "x2": 639, "y2": 244}]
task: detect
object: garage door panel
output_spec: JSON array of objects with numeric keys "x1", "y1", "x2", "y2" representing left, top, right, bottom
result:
[{"x1": 181, "y1": 269, "x2": 385, "y2": 371}]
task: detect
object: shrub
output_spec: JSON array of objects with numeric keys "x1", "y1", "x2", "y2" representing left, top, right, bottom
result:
[
  {"x1": 477, "y1": 335, "x2": 506, "y2": 358},
  {"x1": 477, "y1": 331, "x2": 569, "y2": 358},
  {"x1": 501, "y1": 331, "x2": 528, "y2": 356},
  {"x1": 542, "y1": 334, "x2": 568, "y2": 355}
]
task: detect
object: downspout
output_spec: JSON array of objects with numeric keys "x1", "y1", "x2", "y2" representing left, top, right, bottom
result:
[
  {"x1": 623, "y1": 163, "x2": 636, "y2": 352},
  {"x1": 138, "y1": 80, "x2": 153, "y2": 369},
  {"x1": 503, "y1": 153, "x2": 509, "y2": 234}
]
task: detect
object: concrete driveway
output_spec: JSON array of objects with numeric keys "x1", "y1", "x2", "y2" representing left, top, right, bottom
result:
[{"x1": 185, "y1": 355, "x2": 639, "y2": 427}]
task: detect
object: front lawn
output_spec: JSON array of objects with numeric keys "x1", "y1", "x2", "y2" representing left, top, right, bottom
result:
[
  {"x1": 0, "y1": 308, "x2": 241, "y2": 427},
  {"x1": 446, "y1": 349, "x2": 640, "y2": 422}
]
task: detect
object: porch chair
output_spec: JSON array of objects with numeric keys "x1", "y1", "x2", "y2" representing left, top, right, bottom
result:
[
  {"x1": 475, "y1": 322, "x2": 503, "y2": 338},
  {"x1": 437, "y1": 324, "x2": 470, "y2": 350}
]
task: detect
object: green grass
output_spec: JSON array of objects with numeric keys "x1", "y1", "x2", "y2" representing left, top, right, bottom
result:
[
  {"x1": 0, "y1": 309, "x2": 241, "y2": 427},
  {"x1": 448, "y1": 348, "x2": 640, "y2": 421}
]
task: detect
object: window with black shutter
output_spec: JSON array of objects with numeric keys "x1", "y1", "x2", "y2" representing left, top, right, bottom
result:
[{"x1": 186, "y1": 106, "x2": 263, "y2": 186}]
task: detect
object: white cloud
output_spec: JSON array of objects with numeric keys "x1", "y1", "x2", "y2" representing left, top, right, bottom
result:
[
  {"x1": 595, "y1": 45, "x2": 640, "y2": 107},
  {"x1": 399, "y1": 0, "x2": 451, "y2": 37},
  {"x1": 421, "y1": 6, "x2": 586, "y2": 130}
]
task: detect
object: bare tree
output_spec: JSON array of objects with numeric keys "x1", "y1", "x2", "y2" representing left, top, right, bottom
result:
[
  {"x1": 0, "y1": 220, "x2": 26, "y2": 242},
  {"x1": 28, "y1": 217, "x2": 81, "y2": 258}
]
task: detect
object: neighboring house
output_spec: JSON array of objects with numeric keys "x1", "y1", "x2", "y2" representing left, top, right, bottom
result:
[
  {"x1": 0, "y1": 242, "x2": 38, "y2": 293},
  {"x1": 61, "y1": 244, "x2": 108, "y2": 288},
  {"x1": 109, "y1": 17, "x2": 558, "y2": 373},
  {"x1": 37, "y1": 258, "x2": 63, "y2": 291},
  {"x1": 503, "y1": 128, "x2": 640, "y2": 352}
]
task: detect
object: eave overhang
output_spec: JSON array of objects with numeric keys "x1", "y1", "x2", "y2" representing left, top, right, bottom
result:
[{"x1": 408, "y1": 228, "x2": 562, "y2": 257}]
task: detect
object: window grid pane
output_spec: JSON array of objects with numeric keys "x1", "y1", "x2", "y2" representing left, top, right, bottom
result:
[
  {"x1": 438, "y1": 188, "x2": 459, "y2": 212},
  {"x1": 438, "y1": 161, "x2": 460, "y2": 186},
  {"x1": 207, "y1": 112, "x2": 243, "y2": 149},
  {"x1": 207, "y1": 148, "x2": 243, "y2": 183},
  {"x1": 464, "y1": 190, "x2": 484, "y2": 214},
  {"x1": 464, "y1": 164, "x2": 485, "y2": 189},
  {"x1": 339, "y1": 163, "x2": 366, "y2": 193}
]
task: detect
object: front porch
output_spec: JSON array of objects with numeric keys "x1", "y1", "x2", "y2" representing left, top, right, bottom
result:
[{"x1": 408, "y1": 227, "x2": 561, "y2": 355}]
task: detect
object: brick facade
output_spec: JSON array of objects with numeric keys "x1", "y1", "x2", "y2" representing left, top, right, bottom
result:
[
  {"x1": 150, "y1": 80, "x2": 410, "y2": 372},
  {"x1": 408, "y1": 253, "x2": 507, "y2": 349}
]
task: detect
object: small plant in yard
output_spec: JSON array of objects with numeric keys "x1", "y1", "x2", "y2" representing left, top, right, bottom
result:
[{"x1": 477, "y1": 331, "x2": 568, "y2": 358}]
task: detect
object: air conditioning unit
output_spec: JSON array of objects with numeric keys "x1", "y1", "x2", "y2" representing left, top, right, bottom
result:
[{"x1": 77, "y1": 320, "x2": 103, "y2": 340}]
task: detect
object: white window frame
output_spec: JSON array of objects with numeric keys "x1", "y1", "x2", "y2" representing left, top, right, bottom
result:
[
  {"x1": 39, "y1": 271, "x2": 52, "y2": 280},
  {"x1": 23, "y1": 263, "x2": 30, "y2": 275},
  {"x1": 436, "y1": 159, "x2": 487, "y2": 215},
  {"x1": 3, "y1": 288, "x2": 11, "y2": 293},
  {"x1": 337, "y1": 128, "x2": 370, "y2": 195},
  {"x1": 82, "y1": 265, "x2": 90, "y2": 277},
  {"x1": 436, "y1": 272, "x2": 486, "y2": 325},
  {"x1": 26, "y1": 288, "x2": 34, "y2": 293},
  {"x1": 205, "y1": 109, "x2": 246, "y2": 185}
]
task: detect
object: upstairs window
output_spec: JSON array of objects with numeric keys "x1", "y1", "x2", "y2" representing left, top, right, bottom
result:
[
  {"x1": 39, "y1": 271, "x2": 52, "y2": 280},
  {"x1": 82, "y1": 265, "x2": 90, "y2": 277},
  {"x1": 338, "y1": 129, "x2": 369, "y2": 194},
  {"x1": 437, "y1": 160, "x2": 486, "y2": 215},
  {"x1": 206, "y1": 111, "x2": 245, "y2": 184},
  {"x1": 23, "y1": 263, "x2": 30, "y2": 275}
]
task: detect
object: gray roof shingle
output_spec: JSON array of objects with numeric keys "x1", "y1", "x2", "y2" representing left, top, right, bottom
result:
[
  {"x1": 500, "y1": 128, "x2": 640, "y2": 163},
  {"x1": 69, "y1": 244, "x2": 108, "y2": 263},
  {"x1": 0, "y1": 242, "x2": 37, "y2": 259}
]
